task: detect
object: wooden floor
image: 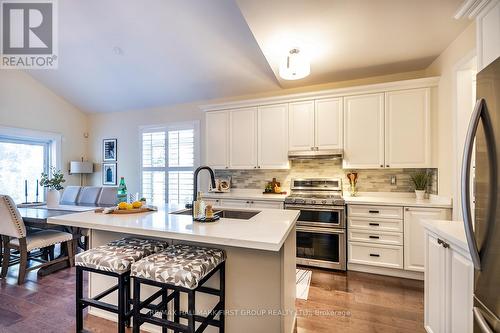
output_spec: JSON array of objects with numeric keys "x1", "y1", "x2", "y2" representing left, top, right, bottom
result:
[{"x1": 0, "y1": 262, "x2": 425, "y2": 333}]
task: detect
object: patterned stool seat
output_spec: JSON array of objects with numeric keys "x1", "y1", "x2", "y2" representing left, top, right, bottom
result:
[
  {"x1": 75, "y1": 237, "x2": 169, "y2": 274},
  {"x1": 131, "y1": 244, "x2": 226, "y2": 289}
]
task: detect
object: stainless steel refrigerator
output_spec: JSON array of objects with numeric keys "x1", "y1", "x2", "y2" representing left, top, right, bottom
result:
[{"x1": 462, "y1": 56, "x2": 500, "y2": 333}]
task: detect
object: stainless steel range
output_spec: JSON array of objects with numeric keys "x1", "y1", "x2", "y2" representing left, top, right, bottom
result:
[{"x1": 285, "y1": 178, "x2": 346, "y2": 270}]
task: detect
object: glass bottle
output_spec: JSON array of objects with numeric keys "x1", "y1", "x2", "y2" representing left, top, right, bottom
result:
[{"x1": 117, "y1": 177, "x2": 128, "y2": 203}]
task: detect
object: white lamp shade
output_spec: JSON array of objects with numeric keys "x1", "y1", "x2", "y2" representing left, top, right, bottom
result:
[
  {"x1": 279, "y1": 48, "x2": 310, "y2": 80},
  {"x1": 70, "y1": 161, "x2": 93, "y2": 174}
]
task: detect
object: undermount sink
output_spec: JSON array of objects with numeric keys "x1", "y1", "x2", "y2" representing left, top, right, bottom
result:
[{"x1": 171, "y1": 209, "x2": 260, "y2": 220}]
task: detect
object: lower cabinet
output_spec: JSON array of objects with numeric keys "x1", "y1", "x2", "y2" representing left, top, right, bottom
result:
[
  {"x1": 404, "y1": 207, "x2": 451, "y2": 272},
  {"x1": 424, "y1": 230, "x2": 473, "y2": 333}
]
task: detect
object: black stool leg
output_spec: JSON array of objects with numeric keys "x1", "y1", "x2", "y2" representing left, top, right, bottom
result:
[
  {"x1": 188, "y1": 290, "x2": 196, "y2": 332},
  {"x1": 125, "y1": 275, "x2": 131, "y2": 327},
  {"x1": 162, "y1": 287, "x2": 168, "y2": 333},
  {"x1": 76, "y1": 266, "x2": 84, "y2": 332},
  {"x1": 118, "y1": 274, "x2": 126, "y2": 333},
  {"x1": 133, "y1": 278, "x2": 141, "y2": 333},
  {"x1": 220, "y1": 262, "x2": 225, "y2": 333}
]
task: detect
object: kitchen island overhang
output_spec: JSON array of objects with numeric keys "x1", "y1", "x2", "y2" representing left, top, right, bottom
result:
[{"x1": 49, "y1": 205, "x2": 298, "y2": 333}]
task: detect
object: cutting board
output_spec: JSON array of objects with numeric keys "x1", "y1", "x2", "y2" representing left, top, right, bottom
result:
[{"x1": 94, "y1": 207, "x2": 153, "y2": 214}]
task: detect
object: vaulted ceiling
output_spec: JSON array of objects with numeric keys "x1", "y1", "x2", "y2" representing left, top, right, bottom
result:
[{"x1": 26, "y1": 0, "x2": 469, "y2": 113}]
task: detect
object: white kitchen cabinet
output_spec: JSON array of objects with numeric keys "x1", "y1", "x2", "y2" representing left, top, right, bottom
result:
[
  {"x1": 288, "y1": 101, "x2": 315, "y2": 151},
  {"x1": 343, "y1": 93, "x2": 385, "y2": 168},
  {"x1": 385, "y1": 89, "x2": 431, "y2": 168},
  {"x1": 477, "y1": 0, "x2": 500, "y2": 70},
  {"x1": 258, "y1": 104, "x2": 289, "y2": 169},
  {"x1": 249, "y1": 200, "x2": 283, "y2": 209},
  {"x1": 219, "y1": 199, "x2": 250, "y2": 209},
  {"x1": 404, "y1": 207, "x2": 451, "y2": 272},
  {"x1": 424, "y1": 230, "x2": 473, "y2": 333},
  {"x1": 205, "y1": 111, "x2": 229, "y2": 169},
  {"x1": 314, "y1": 98, "x2": 343, "y2": 150},
  {"x1": 212, "y1": 198, "x2": 283, "y2": 209},
  {"x1": 229, "y1": 107, "x2": 258, "y2": 169}
]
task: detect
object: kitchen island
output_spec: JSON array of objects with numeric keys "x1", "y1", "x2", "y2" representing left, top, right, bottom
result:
[{"x1": 48, "y1": 204, "x2": 299, "y2": 333}]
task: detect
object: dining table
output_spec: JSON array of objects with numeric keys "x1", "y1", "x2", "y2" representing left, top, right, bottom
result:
[{"x1": 18, "y1": 205, "x2": 97, "y2": 276}]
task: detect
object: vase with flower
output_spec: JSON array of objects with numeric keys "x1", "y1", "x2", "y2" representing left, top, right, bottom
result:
[{"x1": 346, "y1": 172, "x2": 358, "y2": 197}]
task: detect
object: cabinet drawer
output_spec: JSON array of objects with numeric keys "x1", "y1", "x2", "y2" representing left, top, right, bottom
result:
[
  {"x1": 250, "y1": 200, "x2": 283, "y2": 209},
  {"x1": 348, "y1": 205, "x2": 403, "y2": 219},
  {"x1": 348, "y1": 242, "x2": 403, "y2": 269},
  {"x1": 348, "y1": 229, "x2": 403, "y2": 246},
  {"x1": 348, "y1": 217, "x2": 403, "y2": 232}
]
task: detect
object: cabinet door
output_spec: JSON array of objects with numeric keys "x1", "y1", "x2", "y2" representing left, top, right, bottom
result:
[
  {"x1": 205, "y1": 111, "x2": 228, "y2": 169},
  {"x1": 343, "y1": 93, "x2": 384, "y2": 168},
  {"x1": 288, "y1": 101, "x2": 315, "y2": 151},
  {"x1": 315, "y1": 98, "x2": 343, "y2": 150},
  {"x1": 229, "y1": 107, "x2": 258, "y2": 169},
  {"x1": 385, "y1": 88, "x2": 431, "y2": 168},
  {"x1": 250, "y1": 200, "x2": 283, "y2": 209},
  {"x1": 219, "y1": 199, "x2": 250, "y2": 208},
  {"x1": 448, "y1": 248, "x2": 473, "y2": 333},
  {"x1": 258, "y1": 104, "x2": 289, "y2": 169},
  {"x1": 404, "y1": 207, "x2": 451, "y2": 272},
  {"x1": 477, "y1": 0, "x2": 500, "y2": 70},
  {"x1": 425, "y1": 232, "x2": 447, "y2": 333}
]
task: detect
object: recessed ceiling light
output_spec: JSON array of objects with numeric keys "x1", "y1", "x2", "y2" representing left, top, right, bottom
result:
[
  {"x1": 279, "y1": 48, "x2": 310, "y2": 80},
  {"x1": 112, "y1": 46, "x2": 124, "y2": 56}
]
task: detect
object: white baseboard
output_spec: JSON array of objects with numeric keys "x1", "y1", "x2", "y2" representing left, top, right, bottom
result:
[{"x1": 348, "y1": 263, "x2": 424, "y2": 280}]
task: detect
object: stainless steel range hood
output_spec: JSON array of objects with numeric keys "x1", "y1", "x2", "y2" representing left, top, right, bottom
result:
[{"x1": 288, "y1": 149, "x2": 343, "y2": 160}]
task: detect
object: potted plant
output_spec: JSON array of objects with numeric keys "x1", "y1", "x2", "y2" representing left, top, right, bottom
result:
[
  {"x1": 40, "y1": 167, "x2": 66, "y2": 207},
  {"x1": 410, "y1": 171, "x2": 430, "y2": 200}
]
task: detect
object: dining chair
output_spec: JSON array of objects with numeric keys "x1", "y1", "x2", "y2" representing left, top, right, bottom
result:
[
  {"x1": 97, "y1": 186, "x2": 118, "y2": 206},
  {"x1": 76, "y1": 186, "x2": 102, "y2": 205},
  {"x1": 60, "y1": 186, "x2": 82, "y2": 204},
  {"x1": 0, "y1": 195, "x2": 74, "y2": 284}
]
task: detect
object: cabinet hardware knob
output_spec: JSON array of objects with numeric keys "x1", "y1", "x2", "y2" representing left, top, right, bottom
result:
[
  {"x1": 254, "y1": 166, "x2": 257, "y2": 169},
  {"x1": 258, "y1": 166, "x2": 261, "y2": 168},
  {"x1": 225, "y1": 166, "x2": 228, "y2": 169},
  {"x1": 369, "y1": 222, "x2": 380, "y2": 226},
  {"x1": 369, "y1": 235, "x2": 380, "y2": 239},
  {"x1": 405, "y1": 208, "x2": 410, "y2": 211},
  {"x1": 368, "y1": 210, "x2": 380, "y2": 214},
  {"x1": 380, "y1": 165, "x2": 383, "y2": 168},
  {"x1": 369, "y1": 253, "x2": 380, "y2": 257},
  {"x1": 246, "y1": 201, "x2": 250, "y2": 204},
  {"x1": 386, "y1": 165, "x2": 390, "y2": 167},
  {"x1": 251, "y1": 201, "x2": 254, "y2": 204}
]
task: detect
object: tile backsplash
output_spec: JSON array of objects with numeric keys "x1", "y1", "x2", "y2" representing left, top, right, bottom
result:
[{"x1": 214, "y1": 159, "x2": 438, "y2": 194}]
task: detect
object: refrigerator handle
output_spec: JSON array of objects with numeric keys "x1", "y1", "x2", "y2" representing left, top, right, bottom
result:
[
  {"x1": 473, "y1": 307, "x2": 494, "y2": 333},
  {"x1": 461, "y1": 98, "x2": 498, "y2": 270}
]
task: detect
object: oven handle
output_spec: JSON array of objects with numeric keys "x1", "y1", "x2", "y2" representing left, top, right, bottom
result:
[
  {"x1": 296, "y1": 226, "x2": 345, "y2": 234},
  {"x1": 285, "y1": 205, "x2": 345, "y2": 212}
]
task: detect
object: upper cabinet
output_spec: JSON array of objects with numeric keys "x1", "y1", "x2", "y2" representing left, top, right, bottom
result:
[
  {"x1": 343, "y1": 93, "x2": 385, "y2": 169},
  {"x1": 288, "y1": 101, "x2": 315, "y2": 151},
  {"x1": 258, "y1": 104, "x2": 289, "y2": 169},
  {"x1": 477, "y1": 0, "x2": 500, "y2": 70},
  {"x1": 205, "y1": 111, "x2": 229, "y2": 169},
  {"x1": 229, "y1": 107, "x2": 258, "y2": 169},
  {"x1": 204, "y1": 77, "x2": 437, "y2": 170},
  {"x1": 385, "y1": 88, "x2": 431, "y2": 168},
  {"x1": 343, "y1": 89, "x2": 432, "y2": 169},
  {"x1": 315, "y1": 98, "x2": 343, "y2": 150},
  {"x1": 289, "y1": 98, "x2": 343, "y2": 152}
]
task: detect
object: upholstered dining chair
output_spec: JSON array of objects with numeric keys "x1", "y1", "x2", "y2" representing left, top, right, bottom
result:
[
  {"x1": 76, "y1": 186, "x2": 102, "y2": 205},
  {"x1": 60, "y1": 186, "x2": 82, "y2": 204},
  {"x1": 97, "y1": 186, "x2": 118, "y2": 206},
  {"x1": 0, "y1": 195, "x2": 74, "y2": 284}
]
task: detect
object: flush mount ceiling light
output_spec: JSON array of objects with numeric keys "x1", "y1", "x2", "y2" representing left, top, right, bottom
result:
[{"x1": 279, "y1": 48, "x2": 310, "y2": 80}]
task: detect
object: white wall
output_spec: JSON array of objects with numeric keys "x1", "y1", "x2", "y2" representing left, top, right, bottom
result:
[
  {"x1": 0, "y1": 70, "x2": 89, "y2": 186},
  {"x1": 88, "y1": 103, "x2": 205, "y2": 194},
  {"x1": 425, "y1": 22, "x2": 477, "y2": 199}
]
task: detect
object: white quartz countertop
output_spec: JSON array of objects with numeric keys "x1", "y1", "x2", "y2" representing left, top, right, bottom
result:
[
  {"x1": 344, "y1": 194, "x2": 452, "y2": 208},
  {"x1": 421, "y1": 220, "x2": 469, "y2": 252},
  {"x1": 203, "y1": 190, "x2": 288, "y2": 202},
  {"x1": 48, "y1": 204, "x2": 299, "y2": 252}
]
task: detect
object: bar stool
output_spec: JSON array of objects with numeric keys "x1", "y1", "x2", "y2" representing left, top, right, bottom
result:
[
  {"x1": 75, "y1": 237, "x2": 169, "y2": 333},
  {"x1": 131, "y1": 244, "x2": 226, "y2": 333}
]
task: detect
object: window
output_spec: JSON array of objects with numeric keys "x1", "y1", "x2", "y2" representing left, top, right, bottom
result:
[
  {"x1": 141, "y1": 122, "x2": 199, "y2": 205},
  {"x1": 0, "y1": 136, "x2": 51, "y2": 203}
]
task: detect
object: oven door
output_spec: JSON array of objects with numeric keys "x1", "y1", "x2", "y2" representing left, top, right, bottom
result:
[
  {"x1": 286, "y1": 205, "x2": 345, "y2": 228},
  {"x1": 296, "y1": 226, "x2": 346, "y2": 270}
]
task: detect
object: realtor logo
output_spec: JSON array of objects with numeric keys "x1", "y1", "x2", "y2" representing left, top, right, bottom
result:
[{"x1": 1, "y1": 0, "x2": 58, "y2": 69}]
